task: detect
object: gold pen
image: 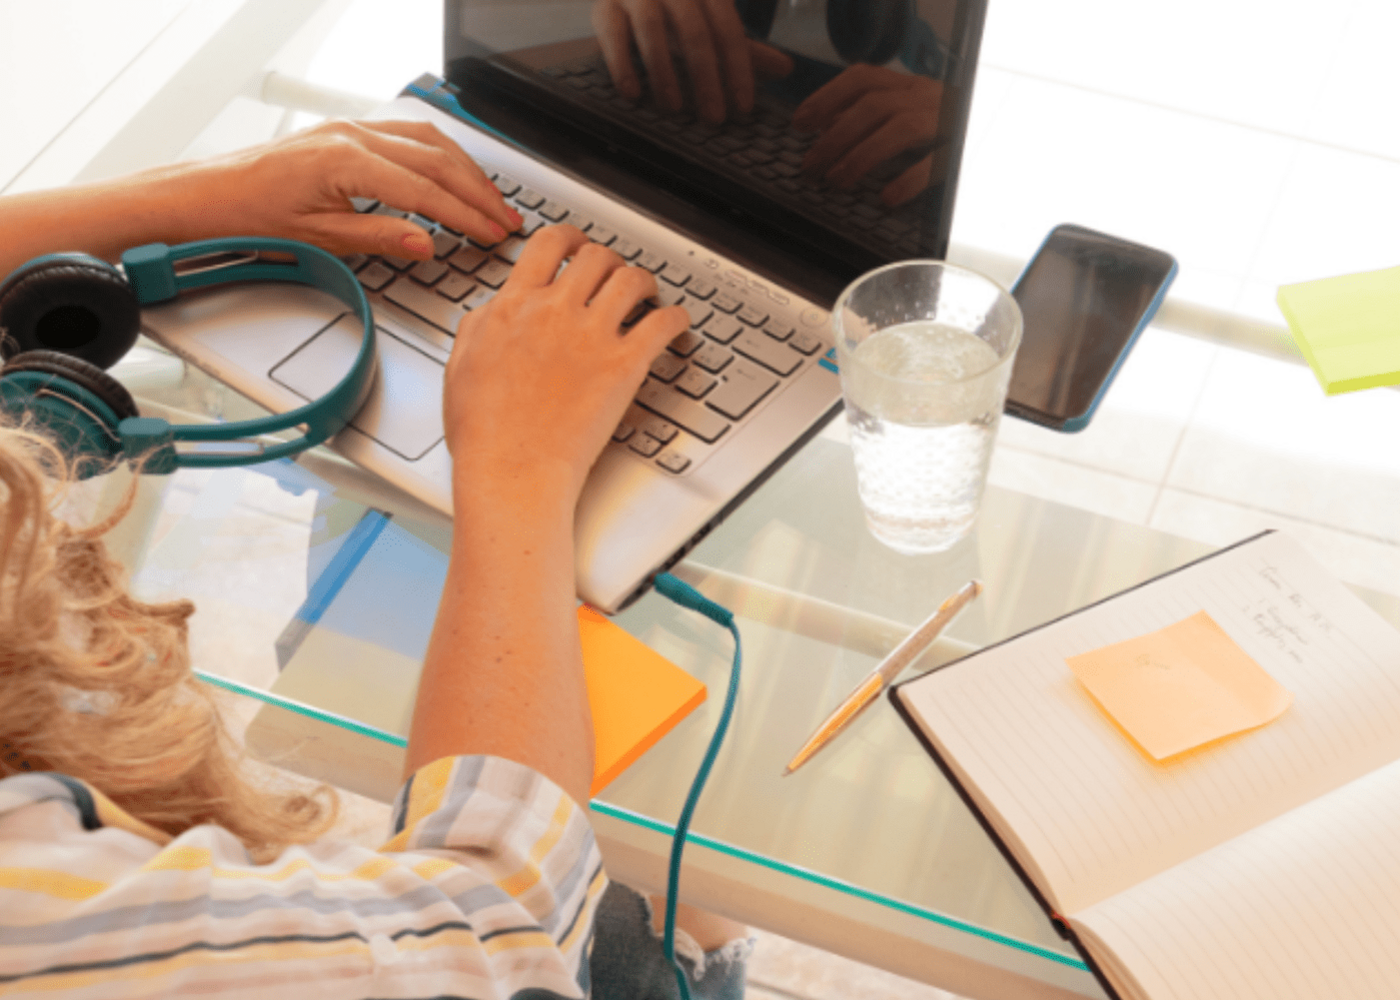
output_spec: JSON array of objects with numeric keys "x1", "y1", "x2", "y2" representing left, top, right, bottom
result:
[{"x1": 783, "y1": 579, "x2": 982, "y2": 776}]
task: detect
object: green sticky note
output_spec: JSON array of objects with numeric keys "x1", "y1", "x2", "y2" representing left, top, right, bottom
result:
[{"x1": 1277, "y1": 266, "x2": 1400, "y2": 394}]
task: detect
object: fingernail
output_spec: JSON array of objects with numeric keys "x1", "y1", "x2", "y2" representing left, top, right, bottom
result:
[
  {"x1": 507, "y1": 208, "x2": 523, "y2": 228},
  {"x1": 489, "y1": 222, "x2": 507, "y2": 241},
  {"x1": 401, "y1": 232, "x2": 432, "y2": 255}
]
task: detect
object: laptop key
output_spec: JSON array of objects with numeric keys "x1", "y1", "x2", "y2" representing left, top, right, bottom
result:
[
  {"x1": 676, "y1": 368, "x2": 716, "y2": 399},
  {"x1": 628, "y1": 434, "x2": 663, "y2": 458},
  {"x1": 493, "y1": 174, "x2": 522, "y2": 197},
  {"x1": 436, "y1": 273, "x2": 476, "y2": 302},
  {"x1": 611, "y1": 421, "x2": 636, "y2": 443},
  {"x1": 648, "y1": 353, "x2": 687, "y2": 382},
  {"x1": 589, "y1": 226, "x2": 618, "y2": 247},
  {"x1": 737, "y1": 304, "x2": 769, "y2": 327},
  {"x1": 636, "y1": 381, "x2": 729, "y2": 443},
  {"x1": 733, "y1": 330, "x2": 802, "y2": 376},
  {"x1": 431, "y1": 230, "x2": 461, "y2": 259},
  {"x1": 654, "y1": 285, "x2": 686, "y2": 308},
  {"x1": 612, "y1": 239, "x2": 642, "y2": 260},
  {"x1": 515, "y1": 188, "x2": 546, "y2": 210},
  {"x1": 703, "y1": 316, "x2": 743, "y2": 345},
  {"x1": 494, "y1": 236, "x2": 529, "y2": 263},
  {"x1": 706, "y1": 361, "x2": 779, "y2": 420},
  {"x1": 692, "y1": 343, "x2": 732, "y2": 373},
  {"x1": 563, "y1": 211, "x2": 595, "y2": 232},
  {"x1": 762, "y1": 320, "x2": 794, "y2": 342},
  {"x1": 474, "y1": 260, "x2": 514, "y2": 289},
  {"x1": 712, "y1": 292, "x2": 742, "y2": 313},
  {"x1": 687, "y1": 277, "x2": 716, "y2": 300},
  {"x1": 357, "y1": 262, "x2": 395, "y2": 292},
  {"x1": 462, "y1": 285, "x2": 496, "y2": 312},
  {"x1": 656, "y1": 450, "x2": 691, "y2": 474},
  {"x1": 384, "y1": 281, "x2": 468, "y2": 336},
  {"x1": 790, "y1": 330, "x2": 823, "y2": 355},
  {"x1": 539, "y1": 200, "x2": 570, "y2": 222},
  {"x1": 637, "y1": 251, "x2": 666, "y2": 273},
  {"x1": 410, "y1": 260, "x2": 448, "y2": 285},
  {"x1": 449, "y1": 245, "x2": 489, "y2": 273},
  {"x1": 668, "y1": 330, "x2": 705, "y2": 357},
  {"x1": 661, "y1": 265, "x2": 691, "y2": 287},
  {"x1": 640, "y1": 416, "x2": 677, "y2": 444},
  {"x1": 681, "y1": 297, "x2": 712, "y2": 328}
]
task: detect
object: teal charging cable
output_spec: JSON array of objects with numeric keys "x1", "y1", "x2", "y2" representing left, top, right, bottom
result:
[{"x1": 651, "y1": 572, "x2": 743, "y2": 1000}]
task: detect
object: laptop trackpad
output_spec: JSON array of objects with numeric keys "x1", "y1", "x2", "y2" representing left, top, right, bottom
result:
[{"x1": 270, "y1": 314, "x2": 446, "y2": 461}]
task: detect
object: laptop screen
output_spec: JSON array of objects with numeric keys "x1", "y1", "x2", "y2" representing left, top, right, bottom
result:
[{"x1": 442, "y1": 0, "x2": 987, "y2": 306}]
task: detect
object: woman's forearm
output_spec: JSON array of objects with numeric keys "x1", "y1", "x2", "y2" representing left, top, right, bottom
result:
[
  {"x1": 406, "y1": 464, "x2": 595, "y2": 807},
  {"x1": 0, "y1": 165, "x2": 211, "y2": 280}
]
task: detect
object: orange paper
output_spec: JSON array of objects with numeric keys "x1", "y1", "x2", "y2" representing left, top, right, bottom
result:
[
  {"x1": 578, "y1": 606, "x2": 707, "y2": 795},
  {"x1": 1066, "y1": 611, "x2": 1292, "y2": 761}
]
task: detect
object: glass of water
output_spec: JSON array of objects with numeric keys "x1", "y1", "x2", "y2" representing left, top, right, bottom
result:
[{"x1": 833, "y1": 261, "x2": 1022, "y2": 554}]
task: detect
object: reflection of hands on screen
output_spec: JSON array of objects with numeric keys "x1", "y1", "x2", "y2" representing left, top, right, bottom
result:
[
  {"x1": 591, "y1": 0, "x2": 793, "y2": 124},
  {"x1": 793, "y1": 65, "x2": 945, "y2": 206}
]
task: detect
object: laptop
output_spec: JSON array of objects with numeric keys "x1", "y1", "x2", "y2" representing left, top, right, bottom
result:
[{"x1": 139, "y1": 0, "x2": 989, "y2": 612}]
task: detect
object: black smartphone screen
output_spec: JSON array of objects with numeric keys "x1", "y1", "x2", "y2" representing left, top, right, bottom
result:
[{"x1": 1006, "y1": 225, "x2": 1176, "y2": 432}]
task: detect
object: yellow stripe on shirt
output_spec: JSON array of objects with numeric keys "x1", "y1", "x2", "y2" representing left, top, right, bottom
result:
[
  {"x1": 379, "y1": 756, "x2": 457, "y2": 853},
  {"x1": 0, "y1": 868, "x2": 107, "y2": 901},
  {"x1": 141, "y1": 848, "x2": 397, "y2": 884},
  {"x1": 558, "y1": 866, "x2": 608, "y2": 956},
  {"x1": 496, "y1": 794, "x2": 573, "y2": 898}
]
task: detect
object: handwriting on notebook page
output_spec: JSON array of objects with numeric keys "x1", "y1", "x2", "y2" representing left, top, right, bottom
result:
[{"x1": 1246, "y1": 560, "x2": 1336, "y2": 664}]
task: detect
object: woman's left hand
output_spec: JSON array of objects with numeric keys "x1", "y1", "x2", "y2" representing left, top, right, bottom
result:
[{"x1": 172, "y1": 118, "x2": 522, "y2": 259}]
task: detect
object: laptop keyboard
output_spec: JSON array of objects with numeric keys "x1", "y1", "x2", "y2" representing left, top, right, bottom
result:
[
  {"x1": 343, "y1": 176, "x2": 826, "y2": 476},
  {"x1": 537, "y1": 54, "x2": 925, "y2": 258}
]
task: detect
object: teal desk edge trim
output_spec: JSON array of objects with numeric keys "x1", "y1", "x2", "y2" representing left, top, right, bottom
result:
[
  {"x1": 194, "y1": 670, "x2": 409, "y2": 748},
  {"x1": 588, "y1": 800, "x2": 1088, "y2": 971},
  {"x1": 192, "y1": 675, "x2": 1084, "y2": 971}
]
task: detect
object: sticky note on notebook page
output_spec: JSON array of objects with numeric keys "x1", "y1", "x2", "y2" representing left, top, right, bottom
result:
[
  {"x1": 578, "y1": 606, "x2": 707, "y2": 796},
  {"x1": 1276, "y1": 266, "x2": 1400, "y2": 394},
  {"x1": 1066, "y1": 611, "x2": 1292, "y2": 761}
]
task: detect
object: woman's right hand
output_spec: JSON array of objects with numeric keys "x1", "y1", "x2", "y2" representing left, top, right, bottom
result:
[{"x1": 443, "y1": 225, "x2": 689, "y2": 507}]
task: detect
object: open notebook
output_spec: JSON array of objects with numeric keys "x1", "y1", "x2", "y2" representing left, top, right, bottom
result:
[{"x1": 892, "y1": 530, "x2": 1400, "y2": 1000}]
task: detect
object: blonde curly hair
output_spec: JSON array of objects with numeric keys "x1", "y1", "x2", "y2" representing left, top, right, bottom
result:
[{"x1": 0, "y1": 423, "x2": 336, "y2": 862}]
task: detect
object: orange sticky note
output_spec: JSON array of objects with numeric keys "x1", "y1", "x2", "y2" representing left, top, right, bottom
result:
[
  {"x1": 1066, "y1": 611, "x2": 1292, "y2": 761},
  {"x1": 578, "y1": 606, "x2": 707, "y2": 795}
]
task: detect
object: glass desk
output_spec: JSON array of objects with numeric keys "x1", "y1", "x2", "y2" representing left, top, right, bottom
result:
[{"x1": 102, "y1": 339, "x2": 1400, "y2": 1000}]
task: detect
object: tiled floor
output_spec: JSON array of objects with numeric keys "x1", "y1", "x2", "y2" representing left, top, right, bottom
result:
[{"x1": 8, "y1": 0, "x2": 1400, "y2": 996}]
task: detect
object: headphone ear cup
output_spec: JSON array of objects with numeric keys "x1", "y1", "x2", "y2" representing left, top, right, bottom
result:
[
  {"x1": 0, "y1": 351, "x2": 138, "y2": 478},
  {"x1": 2, "y1": 350, "x2": 140, "y2": 420},
  {"x1": 0, "y1": 254, "x2": 141, "y2": 370},
  {"x1": 827, "y1": 0, "x2": 914, "y2": 66}
]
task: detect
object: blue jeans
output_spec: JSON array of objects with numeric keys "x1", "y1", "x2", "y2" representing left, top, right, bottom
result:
[{"x1": 589, "y1": 882, "x2": 751, "y2": 1000}]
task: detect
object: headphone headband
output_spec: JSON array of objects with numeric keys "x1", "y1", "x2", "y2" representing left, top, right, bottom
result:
[
  {"x1": 117, "y1": 238, "x2": 377, "y2": 469},
  {"x1": 0, "y1": 237, "x2": 377, "y2": 476}
]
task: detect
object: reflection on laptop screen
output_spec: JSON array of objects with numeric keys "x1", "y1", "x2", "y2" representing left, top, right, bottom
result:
[{"x1": 443, "y1": 0, "x2": 988, "y2": 303}]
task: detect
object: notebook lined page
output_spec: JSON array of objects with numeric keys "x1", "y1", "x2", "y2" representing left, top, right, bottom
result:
[
  {"x1": 1074, "y1": 754, "x2": 1400, "y2": 1000},
  {"x1": 899, "y1": 532, "x2": 1400, "y2": 916}
]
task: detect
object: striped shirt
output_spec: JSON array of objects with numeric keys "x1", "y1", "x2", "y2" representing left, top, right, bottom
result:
[{"x1": 0, "y1": 755, "x2": 606, "y2": 998}]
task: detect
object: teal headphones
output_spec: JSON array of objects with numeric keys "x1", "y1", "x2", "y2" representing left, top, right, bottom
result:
[{"x1": 0, "y1": 238, "x2": 376, "y2": 477}]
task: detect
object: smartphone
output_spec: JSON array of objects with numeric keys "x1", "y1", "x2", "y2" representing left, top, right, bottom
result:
[{"x1": 1005, "y1": 224, "x2": 1177, "y2": 432}]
